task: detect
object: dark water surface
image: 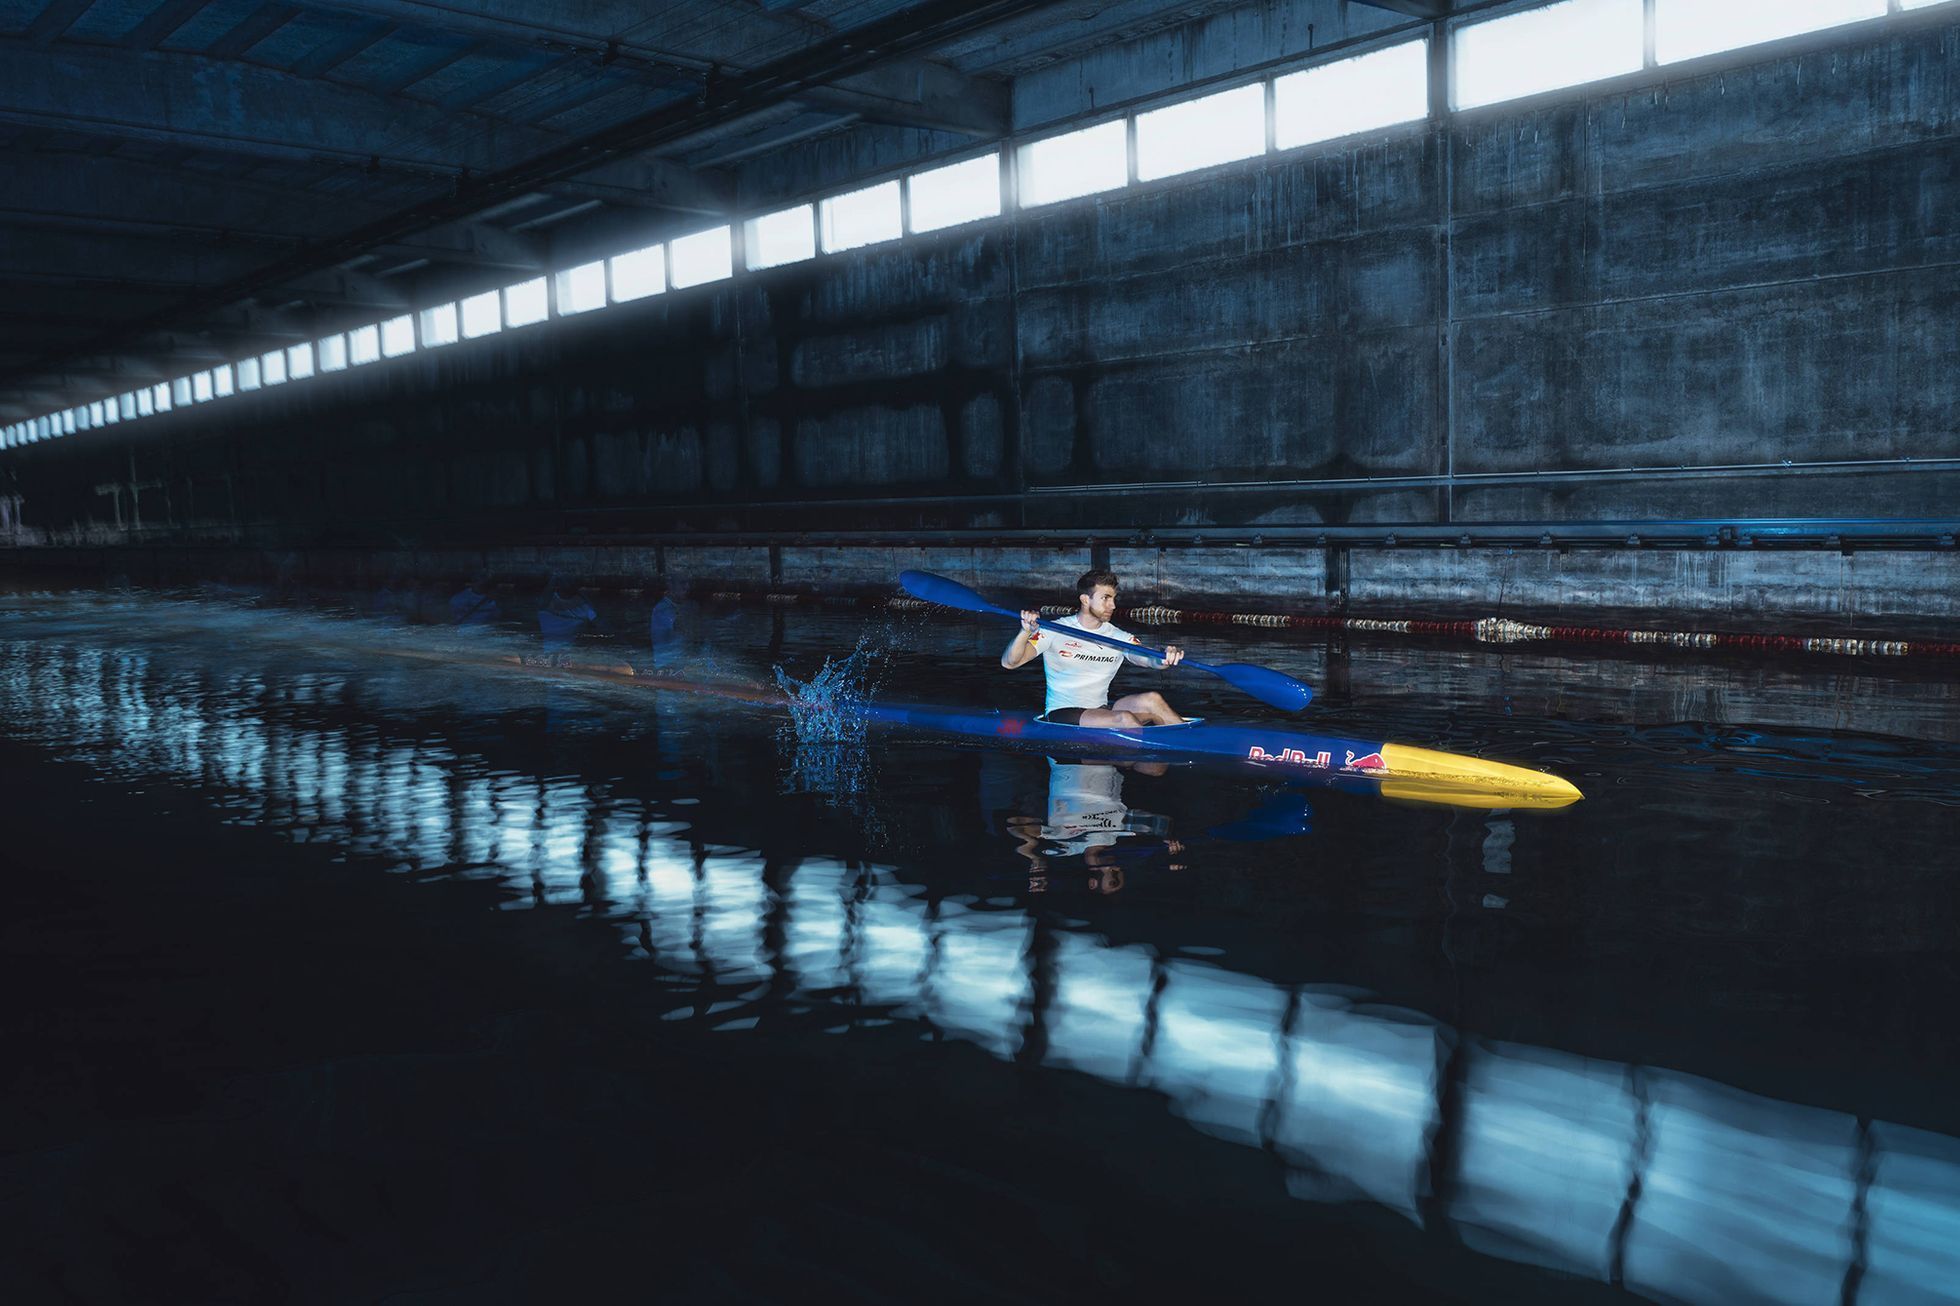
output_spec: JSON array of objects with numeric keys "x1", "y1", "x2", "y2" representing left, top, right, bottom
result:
[{"x1": 2, "y1": 589, "x2": 1957, "y2": 1303}]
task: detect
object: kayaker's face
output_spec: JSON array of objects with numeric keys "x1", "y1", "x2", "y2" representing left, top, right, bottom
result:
[{"x1": 1080, "y1": 584, "x2": 1118, "y2": 622}]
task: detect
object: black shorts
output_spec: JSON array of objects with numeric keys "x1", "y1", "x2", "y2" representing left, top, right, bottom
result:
[{"x1": 1042, "y1": 707, "x2": 1099, "y2": 725}]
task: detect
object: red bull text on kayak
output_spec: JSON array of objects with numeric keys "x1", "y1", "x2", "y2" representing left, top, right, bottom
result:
[
  {"x1": 1246, "y1": 745, "x2": 1335, "y2": 767},
  {"x1": 1245, "y1": 746, "x2": 1386, "y2": 771}
]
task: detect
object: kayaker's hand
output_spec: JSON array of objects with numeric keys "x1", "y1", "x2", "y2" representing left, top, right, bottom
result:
[
  {"x1": 1163, "y1": 644, "x2": 1185, "y2": 666},
  {"x1": 1020, "y1": 609, "x2": 1041, "y2": 637}
]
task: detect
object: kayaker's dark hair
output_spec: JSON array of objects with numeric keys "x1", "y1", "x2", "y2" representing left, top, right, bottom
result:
[{"x1": 1076, "y1": 569, "x2": 1118, "y2": 599}]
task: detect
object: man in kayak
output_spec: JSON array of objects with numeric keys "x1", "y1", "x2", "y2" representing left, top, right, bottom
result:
[{"x1": 1001, "y1": 570, "x2": 1185, "y2": 726}]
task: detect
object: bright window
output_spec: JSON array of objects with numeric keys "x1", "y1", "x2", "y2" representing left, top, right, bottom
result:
[
  {"x1": 746, "y1": 204, "x2": 817, "y2": 270},
  {"x1": 420, "y1": 302, "x2": 460, "y2": 347},
  {"x1": 62, "y1": 409, "x2": 77, "y2": 434},
  {"x1": 820, "y1": 181, "x2": 901, "y2": 253},
  {"x1": 1018, "y1": 119, "x2": 1129, "y2": 208},
  {"x1": 170, "y1": 377, "x2": 192, "y2": 406},
  {"x1": 609, "y1": 244, "x2": 665, "y2": 301},
  {"x1": 212, "y1": 365, "x2": 233, "y2": 397},
  {"x1": 119, "y1": 393, "x2": 136, "y2": 419},
  {"x1": 670, "y1": 226, "x2": 733, "y2": 288},
  {"x1": 238, "y1": 358, "x2": 261, "y2": 391},
  {"x1": 461, "y1": 290, "x2": 502, "y2": 338},
  {"x1": 555, "y1": 261, "x2": 607, "y2": 314},
  {"x1": 88, "y1": 401, "x2": 104, "y2": 425},
  {"x1": 286, "y1": 343, "x2": 315, "y2": 381},
  {"x1": 1655, "y1": 0, "x2": 1887, "y2": 65},
  {"x1": 154, "y1": 383, "x2": 173, "y2": 412},
  {"x1": 262, "y1": 349, "x2": 288, "y2": 386},
  {"x1": 348, "y1": 324, "x2": 381, "y2": 365},
  {"x1": 504, "y1": 276, "x2": 548, "y2": 327},
  {"x1": 908, "y1": 153, "x2": 1001, "y2": 233},
  {"x1": 192, "y1": 371, "x2": 213, "y2": 402},
  {"x1": 101, "y1": 400, "x2": 119, "y2": 425},
  {"x1": 1135, "y1": 82, "x2": 1266, "y2": 181},
  {"x1": 318, "y1": 334, "x2": 348, "y2": 372},
  {"x1": 1453, "y1": 0, "x2": 1644, "y2": 111},
  {"x1": 1275, "y1": 39, "x2": 1429, "y2": 150},
  {"x1": 137, "y1": 388, "x2": 155, "y2": 415},
  {"x1": 381, "y1": 314, "x2": 415, "y2": 357}
]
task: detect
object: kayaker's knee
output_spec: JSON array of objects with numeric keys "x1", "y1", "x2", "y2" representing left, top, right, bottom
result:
[{"x1": 1108, "y1": 710, "x2": 1143, "y2": 729}]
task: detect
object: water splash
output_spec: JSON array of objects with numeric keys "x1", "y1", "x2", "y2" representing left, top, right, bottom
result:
[{"x1": 773, "y1": 636, "x2": 889, "y2": 836}]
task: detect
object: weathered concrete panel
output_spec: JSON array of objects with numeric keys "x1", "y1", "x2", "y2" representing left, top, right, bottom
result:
[
  {"x1": 1451, "y1": 25, "x2": 1960, "y2": 213},
  {"x1": 1032, "y1": 327, "x2": 1437, "y2": 482},
  {"x1": 960, "y1": 392, "x2": 1004, "y2": 480},
  {"x1": 1017, "y1": 141, "x2": 1436, "y2": 290},
  {"x1": 1110, "y1": 544, "x2": 1328, "y2": 606},
  {"x1": 1454, "y1": 470, "x2": 1960, "y2": 523},
  {"x1": 746, "y1": 418, "x2": 782, "y2": 491},
  {"x1": 777, "y1": 544, "x2": 1086, "y2": 593},
  {"x1": 1346, "y1": 548, "x2": 1960, "y2": 622},
  {"x1": 792, "y1": 318, "x2": 949, "y2": 386},
  {"x1": 1018, "y1": 230, "x2": 1434, "y2": 366},
  {"x1": 805, "y1": 233, "x2": 1009, "y2": 323},
  {"x1": 644, "y1": 428, "x2": 705, "y2": 495},
  {"x1": 1453, "y1": 266, "x2": 1960, "y2": 473},
  {"x1": 1455, "y1": 138, "x2": 1960, "y2": 317},
  {"x1": 1020, "y1": 375, "x2": 1079, "y2": 480},
  {"x1": 658, "y1": 545, "x2": 770, "y2": 587},
  {"x1": 793, "y1": 405, "x2": 949, "y2": 487}
]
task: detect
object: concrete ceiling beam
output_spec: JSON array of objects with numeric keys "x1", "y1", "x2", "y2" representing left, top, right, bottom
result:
[
  {"x1": 0, "y1": 41, "x2": 730, "y2": 213},
  {"x1": 0, "y1": 153, "x2": 554, "y2": 271},
  {"x1": 291, "y1": 0, "x2": 1007, "y2": 135}
]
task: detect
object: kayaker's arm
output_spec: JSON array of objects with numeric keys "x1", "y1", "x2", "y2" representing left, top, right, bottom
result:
[{"x1": 1001, "y1": 609, "x2": 1042, "y2": 669}]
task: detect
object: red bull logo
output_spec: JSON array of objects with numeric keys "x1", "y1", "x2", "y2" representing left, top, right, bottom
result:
[
  {"x1": 1343, "y1": 749, "x2": 1387, "y2": 771},
  {"x1": 1246, "y1": 746, "x2": 1333, "y2": 767}
]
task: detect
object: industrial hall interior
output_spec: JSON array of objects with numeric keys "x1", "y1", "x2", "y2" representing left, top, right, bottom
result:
[{"x1": 2, "y1": 1, "x2": 1958, "y2": 1303}]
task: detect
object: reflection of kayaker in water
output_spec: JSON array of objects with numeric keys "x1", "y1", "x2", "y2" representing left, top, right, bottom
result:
[
  {"x1": 538, "y1": 577, "x2": 597, "y2": 647},
  {"x1": 1000, "y1": 569, "x2": 1185, "y2": 727},
  {"x1": 649, "y1": 577, "x2": 693, "y2": 669},
  {"x1": 1007, "y1": 760, "x2": 1184, "y2": 894},
  {"x1": 448, "y1": 571, "x2": 499, "y2": 626}
]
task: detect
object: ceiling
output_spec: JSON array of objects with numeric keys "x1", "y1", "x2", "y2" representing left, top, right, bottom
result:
[{"x1": 0, "y1": 0, "x2": 1444, "y2": 422}]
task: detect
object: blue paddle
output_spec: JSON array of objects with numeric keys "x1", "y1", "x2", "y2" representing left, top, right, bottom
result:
[{"x1": 898, "y1": 570, "x2": 1314, "y2": 713}]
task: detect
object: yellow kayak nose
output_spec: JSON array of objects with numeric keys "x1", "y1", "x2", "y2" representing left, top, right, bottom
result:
[{"x1": 1376, "y1": 743, "x2": 1584, "y2": 810}]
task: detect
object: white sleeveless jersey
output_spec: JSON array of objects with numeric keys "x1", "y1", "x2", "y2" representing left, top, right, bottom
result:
[{"x1": 1030, "y1": 614, "x2": 1153, "y2": 713}]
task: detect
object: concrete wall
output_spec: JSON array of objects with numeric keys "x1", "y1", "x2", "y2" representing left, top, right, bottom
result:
[{"x1": 3, "y1": 12, "x2": 1958, "y2": 620}]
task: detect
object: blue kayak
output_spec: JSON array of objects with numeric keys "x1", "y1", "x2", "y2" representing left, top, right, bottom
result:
[{"x1": 859, "y1": 703, "x2": 1581, "y2": 809}]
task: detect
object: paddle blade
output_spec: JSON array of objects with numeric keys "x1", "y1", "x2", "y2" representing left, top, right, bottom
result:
[
  {"x1": 898, "y1": 570, "x2": 1015, "y2": 619},
  {"x1": 1213, "y1": 662, "x2": 1315, "y2": 713},
  {"x1": 1207, "y1": 793, "x2": 1314, "y2": 842}
]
